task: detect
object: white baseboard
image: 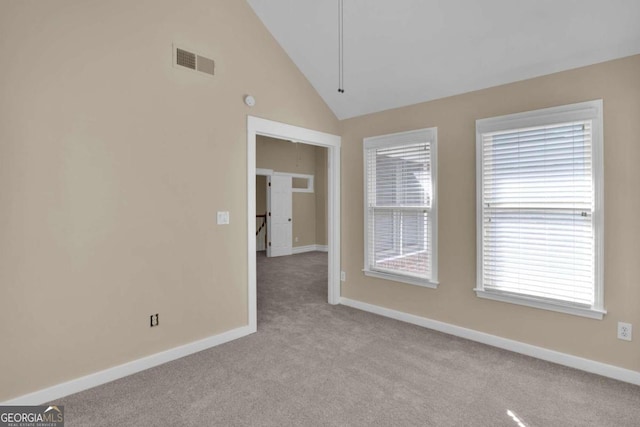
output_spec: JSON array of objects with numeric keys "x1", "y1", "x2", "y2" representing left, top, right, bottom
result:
[
  {"x1": 2, "y1": 325, "x2": 255, "y2": 405},
  {"x1": 339, "y1": 297, "x2": 640, "y2": 386},
  {"x1": 292, "y1": 245, "x2": 316, "y2": 254},
  {"x1": 291, "y1": 244, "x2": 328, "y2": 254}
]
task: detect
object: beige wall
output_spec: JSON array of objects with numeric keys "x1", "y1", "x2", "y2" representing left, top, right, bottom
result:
[
  {"x1": 0, "y1": 0, "x2": 338, "y2": 401},
  {"x1": 256, "y1": 176, "x2": 267, "y2": 215},
  {"x1": 340, "y1": 55, "x2": 640, "y2": 372},
  {"x1": 315, "y1": 147, "x2": 328, "y2": 246},
  {"x1": 256, "y1": 136, "x2": 327, "y2": 248}
]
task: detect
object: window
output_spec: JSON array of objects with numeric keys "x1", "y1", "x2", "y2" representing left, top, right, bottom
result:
[
  {"x1": 363, "y1": 128, "x2": 438, "y2": 287},
  {"x1": 290, "y1": 173, "x2": 314, "y2": 193},
  {"x1": 476, "y1": 100, "x2": 605, "y2": 319}
]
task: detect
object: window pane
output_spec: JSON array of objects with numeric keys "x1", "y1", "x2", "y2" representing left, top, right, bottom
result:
[
  {"x1": 483, "y1": 122, "x2": 592, "y2": 209},
  {"x1": 371, "y1": 208, "x2": 431, "y2": 278},
  {"x1": 372, "y1": 143, "x2": 432, "y2": 208},
  {"x1": 483, "y1": 208, "x2": 594, "y2": 305},
  {"x1": 292, "y1": 177, "x2": 309, "y2": 189}
]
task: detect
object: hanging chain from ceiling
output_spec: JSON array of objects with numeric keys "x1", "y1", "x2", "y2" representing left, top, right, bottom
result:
[{"x1": 338, "y1": 0, "x2": 344, "y2": 94}]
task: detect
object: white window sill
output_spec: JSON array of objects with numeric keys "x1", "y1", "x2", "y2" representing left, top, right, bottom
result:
[
  {"x1": 474, "y1": 289, "x2": 606, "y2": 320},
  {"x1": 363, "y1": 269, "x2": 439, "y2": 289}
]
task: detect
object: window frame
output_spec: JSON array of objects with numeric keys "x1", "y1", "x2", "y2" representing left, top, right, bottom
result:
[
  {"x1": 363, "y1": 127, "x2": 438, "y2": 288},
  {"x1": 475, "y1": 100, "x2": 605, "y2": 319}
]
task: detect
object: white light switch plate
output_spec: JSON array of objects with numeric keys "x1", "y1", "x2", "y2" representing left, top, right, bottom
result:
[{"x1": 217, "y1": 211, "x2": 230, "y2": 225}]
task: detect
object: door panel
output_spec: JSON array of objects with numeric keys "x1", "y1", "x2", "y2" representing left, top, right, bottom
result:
[{"x1": 267, "y1": 175, "x2": 293, "y2": 257}]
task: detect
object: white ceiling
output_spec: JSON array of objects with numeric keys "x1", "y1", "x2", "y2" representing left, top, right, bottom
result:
[{"x1": 247, "y1": 0, "x2": 640, "y2": 120}]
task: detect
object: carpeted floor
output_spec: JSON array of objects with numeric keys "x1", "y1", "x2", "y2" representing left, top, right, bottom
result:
[{"x1": 56, "y1": 251, "x2": 640, "y2": 426}]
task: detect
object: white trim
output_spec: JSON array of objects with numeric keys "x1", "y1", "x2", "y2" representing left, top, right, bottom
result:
[
  {"x1": 248, "y1": 119, "x2": 258, "y2": 330},
  {"x1": 476, "y1": 100, "x2": 602, "y2": 134},
  {"x1": 2, "y1": 325, "x2": 253, "y2": 405},
  {"x1": 362, "y1": 127, "x2": 437, "y2": 150},
  {"x1": 474, "y1": 289, "x2": 606, "y2": 320},
  {"x1": 291, "y1": 245, "x2": 317, "y2": 254},
  {"x1": 363, "y1": 269, "x2": 438, "y2": 289},
  {"x1": 274, "y1": 172, "x2": 315, "y2": 193},
  {"x1": 339, "y1": 298, "x2": 640, "y2": 386},
  {"x1": 291, "y1": 244, "x2": 329, "y2": 254},
  {"x1": 593, "y1": 101, "x2": 605, "y2": 310},
  {"x1": 248, "y1": 116, "x2": 341, "y2": 318},
  {"x1": 267, "y1": 172, "x2": 314, "y2": 193}
]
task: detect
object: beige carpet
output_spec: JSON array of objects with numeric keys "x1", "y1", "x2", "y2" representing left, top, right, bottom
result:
[{"x1": 55, "y1": 251, "x2": 640, "y2": 426}]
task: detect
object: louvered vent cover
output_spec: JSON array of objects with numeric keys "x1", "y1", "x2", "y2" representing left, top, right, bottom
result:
[
  {"x1": 174, "y1": 45, "x2": 215, "y2": 77},
  {"x1": 176, "y1": 48, "x2": 196, "y2": 70},
  {"x1": 196, "y1": 55, "x2": 215, "y2": 76}
]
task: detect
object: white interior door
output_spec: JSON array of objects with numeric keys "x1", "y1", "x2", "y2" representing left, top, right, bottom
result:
[{"x1": 267, "y1": 175, "x2": 292, "y2": 257}]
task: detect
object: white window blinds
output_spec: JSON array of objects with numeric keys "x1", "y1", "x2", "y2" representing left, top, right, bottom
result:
[
  {"x1": 476, "y1": 100, "x2": 604, "y2": 318},
  {"x1": 364, "y1": 128, "x2": 438, "y2": 287}
]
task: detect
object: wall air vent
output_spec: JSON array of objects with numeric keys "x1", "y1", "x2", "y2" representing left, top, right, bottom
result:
[
  {"x1": 176, "y1": 48, "x2": 196, "y2": 70},
  {"x1": 196, "y1": 55, "x2": 215, "y2": 75},
  {"x1": 173, "y1": 44, "x2": 215, "y2": 77}
]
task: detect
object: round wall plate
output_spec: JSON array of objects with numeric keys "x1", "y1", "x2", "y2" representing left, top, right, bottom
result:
[{"x1": 244, "y1": 95, "x2": 256, "y2": 107}]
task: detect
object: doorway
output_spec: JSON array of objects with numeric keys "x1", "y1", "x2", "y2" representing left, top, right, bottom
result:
[
  {"x1": 247, "y1": 116, "x2": 341, "y2": 332},
  {"x1": 256, "y1": 139, "x2": 327, "y2": 258}
]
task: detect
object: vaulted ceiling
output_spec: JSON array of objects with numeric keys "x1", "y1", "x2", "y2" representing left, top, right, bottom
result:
[{"x1": 247, "y1": 0, "x2": 640, "y2": 119}]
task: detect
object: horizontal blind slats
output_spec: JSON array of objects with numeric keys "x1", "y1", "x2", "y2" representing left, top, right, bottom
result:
[
  {"x1": 480, "y1": 120, "x2": 596, "y2": 306},
  {"x1": 366, "y1": 139, "x2": 433, "y2": 281}
]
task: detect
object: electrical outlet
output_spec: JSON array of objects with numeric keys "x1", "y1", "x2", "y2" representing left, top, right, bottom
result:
[
  {"x1": 216, "y1": 211, "x2": 229, "y2": 225},
  {"x1": 340, "y1": 271, "x2": 346, "y2": 282},
  {"x1": 150, "y1": 313, "x2": 159, "y2": 327},
  {"x1": 617, "y1": 322, "x2": 632, "y2": 341}
]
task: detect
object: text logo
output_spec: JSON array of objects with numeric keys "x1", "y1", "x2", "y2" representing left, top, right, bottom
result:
[{"x1": 0, "y1": 405, "x2": 64, "y2": 427}]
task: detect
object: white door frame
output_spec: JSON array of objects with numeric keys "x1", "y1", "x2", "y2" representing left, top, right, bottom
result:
[{"x1": 247, "y1": 116, "x2": 341, "y2": 332}]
